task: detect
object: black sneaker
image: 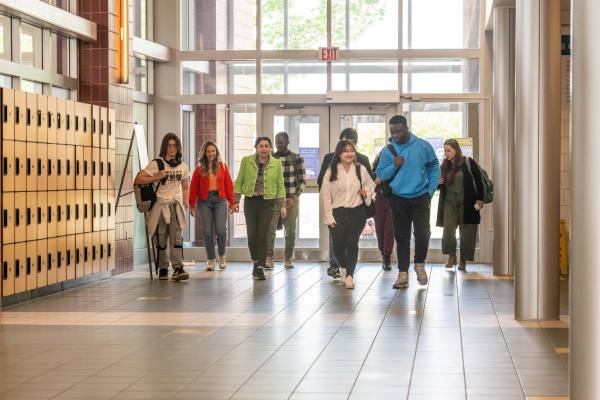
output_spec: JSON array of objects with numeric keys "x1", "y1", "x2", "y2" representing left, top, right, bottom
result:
[
  {"x1": 327, "y1": 264, "x2": 340, "y2": 279},
  {"x1": 172, "y1": 267, "x2": 190, "y2": 282},
  {"x1": 253, "y1": 263, "x2": 266, "y2": 280},
  {"x1": 158, "y1": 268, "x2": 168, "y2": 280}
]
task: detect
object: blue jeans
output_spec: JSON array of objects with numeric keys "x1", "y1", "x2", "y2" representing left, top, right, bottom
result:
[{"x1": 197, "y1": 192, "x2": 228, "y2": 260}]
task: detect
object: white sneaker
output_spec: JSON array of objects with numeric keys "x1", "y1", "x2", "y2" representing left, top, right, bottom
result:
[
  {"x1": 205, "y1": 259, "x2": 215, "y2": 271},
  {"x1": 344, "y1": 276, "x2": 355, "y2": 289},
  {"x1": 264, "y1": 256, "x2": 274, "y2": 270},
  {"x1": 218, "y1": 255, "x2": 226, "y2": 270},
  {"x1": 339, "y1": 267, "x2": 347, "y2": 283}
]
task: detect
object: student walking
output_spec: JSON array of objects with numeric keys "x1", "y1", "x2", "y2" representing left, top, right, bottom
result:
[
  {"x1": 233, "y1": 137, "x2": 286, "y2": 280},
  {"x1": 135, "y1": 133, "x2": 191, "y2": 281},
  {"x1": 321, "y1": 140, "x2": 375, "y2": 289},
  {"x1": 437, "y1": 139, "x2": 484, "y2": 271},
  {"x1": 189, "y1": 141, "x2": 234, "y2": 271},
  {"x1": 376, "y1": 115, "x2": 440, "y2": 289}
]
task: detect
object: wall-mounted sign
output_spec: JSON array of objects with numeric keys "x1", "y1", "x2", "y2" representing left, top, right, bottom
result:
[{"x1": 319, "y1": 47, "x2": 340, "y2": 62}]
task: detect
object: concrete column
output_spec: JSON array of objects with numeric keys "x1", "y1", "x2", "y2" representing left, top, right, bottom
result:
[
  {"x1": 492, "y1": 7, "x2": 515, "y2": 276},
  {"x1": 514, "y1": 0, "x2": 561, "y2": 320},
  {"x1": 571, "y1": 1, "x2": 600, "y2": 397}
]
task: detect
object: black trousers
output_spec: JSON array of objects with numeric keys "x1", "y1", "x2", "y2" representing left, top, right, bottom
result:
[
  {"x1": 389, "y1": 193, "x2": 431, "y2": 272},
  {"x1": 244, "y1": 196, "x2": 275, "y2": 267},
  {"x1": 329, "y1": 205, "x2": 367, "y2": 277}
]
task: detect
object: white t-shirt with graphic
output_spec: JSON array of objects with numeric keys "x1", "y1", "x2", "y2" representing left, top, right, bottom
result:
[{"x1": 143, "y1": 159, "x2": 190, "y2": 202}]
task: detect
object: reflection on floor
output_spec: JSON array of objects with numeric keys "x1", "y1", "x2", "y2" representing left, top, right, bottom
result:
[{"x1": 0, "y1": 263, "x2": 569, "y2": 400}]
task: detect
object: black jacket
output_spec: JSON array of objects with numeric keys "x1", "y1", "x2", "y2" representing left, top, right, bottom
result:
[
  {"x1": 436, "y1": 157, "x2": 484, "y2": 226},
  {"x1": 317, "y1": 152, "x2": 372, "y2": 189}
]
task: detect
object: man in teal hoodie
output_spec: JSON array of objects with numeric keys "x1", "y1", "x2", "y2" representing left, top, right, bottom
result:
[{"x1": 376, "y1": 115, "x2": 440, "y2": 289}]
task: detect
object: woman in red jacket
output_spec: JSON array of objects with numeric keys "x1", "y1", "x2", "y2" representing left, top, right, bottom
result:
[{"x1": 189, "y1": 141, "x2": 234, "y2": 271}]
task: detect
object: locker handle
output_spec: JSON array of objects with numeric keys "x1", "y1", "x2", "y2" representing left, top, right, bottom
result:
[
  {"x1": 47, "y1": 111, "x2": 52, "y2": 128},
  {"x1": 76, "y1": 160, "x2": 80, "y2": 176},
  {"x1": 37, "y1": 110, "x2": 42, "y2": 127},
  {"x1": 26, "y1": 257, "x2": 31, "y2": 275},
  {"x1": 2, "y1": 262, "x2": 7, "y2": 280},
  {"x1": 47, "y1": 206, "x2": 52, "y2": 223},
  {"x1": 2, "y1": 157, "x2": 7, "y2": 175},
  {"x1": 84, "y1": 204, "x2": 88, "y2": 219},
  {"x1": 93, "y1": 203, "x2": 96, "y2": 217},
  {"x1": 108, "y1": 204, "x2": 111, "y2": 217},
  {"x1": 47, "y1": 254, "x2": 51, "y2": 270},
  {"x1": 84, "y1": 247, "x2": 88, "y2": 262},
  {"x1": 15, "y1": 157, "x2": 20, "y2": 176},
  {"x1": 75, "y1": 204, "x2": 79, "y2": 220},
  {"x1": 101, "y1": 120, "x2": 104, "y2": 134},
  {"x1": 37, "y1": 207, "x2": 42, "y2": 224},
  {"x1": 26, "y1": 108, "x2": 30, "y2": 125},
  {"x1": 66, "y1": 250, "x2": 71, "y2": 266},
  {"x1": 47, "y1": 159, "x2": 52, "y2": 176},
  {"x1": 100, "y1": 203, "x2": 104, "y2": 218},
  {"x1": 15, "y1": 260, "x2": 20, "y2": 278},
  {"x1": 57, "y1": 113, "x2": 61, "y2": 129},
  {"x1": 57, "y1": 206, "x2": 62, "y2": 222},
  {"x1": 15, "y1": 209, "x2": 19, "y2": 226},
  {"x1": 26, "y1": 208, "x2": 31, "y2": 225},
  {"x1": 93, "y1": 119, "x2": 96, "y2": 133},
  {"x1": 76, "y1": 249, "x2": 80, "y2": 264},
  {"x1": 108, "y1": 243, "x2": 112, "y2": 257},
  {"x1": 27, "y1": 158, "x2": 31, "y2": 175},
  {"x1": 57, "y1": 160, "x2": 62, "y2": 176},
  {"x1": 100, "y1": 161, "x2": 104, "y2": 176},
  {"x1": 3, "y1": 104, "x2": 7, "y2": 122},
  {"x1": 100, "y1": 244, "x2": 104, "y2": 259},
  {"x1": 2, "y1": 209, "x2": 7, "y2": 227},
  {"x1": 15, "y1": 106, "x2": 20, "y2": 124},
  {"x1": 66, "y1": 205, "x2": 70, "y2": 221},
  {"x1": 37, "y1": 256, "x2": 42, "y2": 272},
  {"x1": 84, "y1": 117, "x2": 87, "y2": 132},
  {"x1": 37, "y1": 159, "x2": 42, "y2": 176},
  {"x1": 84, "y1": 160, "x2": 88, "y2": 175},
  {"x1": 58, "y1": 252, "x2": 62, "y2": 268},
  {"x1": 93, "y1": 161, "x2": 96, "y2": 176},
  {"x1": 108, "y1": 121, "x2": 112, "y2": 136},
  {"x1": 75, "y1": 116, "x2": 79, "y2": 131},
  {"x1": 66, "y1": 114, "x2": 70, "y2": 130},
  {"x1": 66, "y1": 160, "x2": 70, "y2": 175},
  {"x1": 108, "y1": 162, "x2": 112, "y2": 176},
  {"x1": 93, "y1": 246, "x2": 96, "y2": 260}
]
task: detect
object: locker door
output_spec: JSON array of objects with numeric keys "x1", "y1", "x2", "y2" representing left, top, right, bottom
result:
[
  {"x1": 47, "y1": 237, "x2": 57, "y2": 285},
  {"x1": 66, "y1": 145, "x2": 75, "y2": 190},
  {"x1": 26, "y1": 241, "x2": 37, "y2": 290},
  {"x1": 66, "y1": 234, "x2": 75, "y2": 280},
  {"x1": 66, "y1": 191, "x2": 76, "y2": 235},
  {"x1": 2, "y1": 88, "x2": 15, "y2": 140},
  {"x1": 47, "y1": 143, "x2": 57, "y2": 190},
  {"x1": 92, "y1": 147, "x2": 100, "y2": 189},
  {"x1": 92, "y1": 105, "x2": 100, "y2": 148},
  {"x1": 14, "y1": 90, "x2": 26, "y2": 141},
  {"x1": 100, "y1": 230, "x2": 108, "y2": 271},
  {"x1": 93, "y1": 191, "x2": 100, "y2": 232},
  {"x1": 57, "y1": 236, "x2": 67, "y2": 283},
  {"x1": 36, "y1": 239, "x2": 47, "y2": 287},
  {"x1": 26, "y1": 194, "x2": 37, "y2": 241},
  {"x1": 107, "y1": 149, "x2": 115, "y2": 190},
  {"x1": 37, "y1": 192, "x2": 47, "y2": 239},
  {"x1": 75, "y1": 190, "x2": 83, "y2": 234},
  {"x1": 2, "y1": 193, "x2": 14, "y2": 244},
  {"x1": 57, "y1": 191, "x2": 67, "y2": 237},
  {"x1": 14, "y1": 242, "x2": 26, "y2": 294},
  {"x1": 75, "y1": 146, "x2": 83, "y2": 189},
  {"x1": 26, "y1": 93, "x2": 37, "y2": 142},
  {"x1": 107, "y1": 190, "x2": 115, "y2": 230},
  {"x1": 47, "y1": 191, "x2": 57, "y2": 238},
  {"x1": 2, "y1": 244, "x2": 14, "y2": 296},
  {"x1": 108, "y1": 108, "x2": 115, "y2": 149},
  {"x1": 36, "y1": 95, "x2": 47, "y2": 143},
  {"x1": 57, "y1": 145, "x2": 66, "y2": 190},
  {"x1": 66, "y1": 100, "x2": 75, "y2": 145},
  {"x1": 100, "y1": 107, "x2": 108, "y2": 149},
  {"x1": 100, "y1": 190, "x2": 108, "y2": 231},
  {"x1": 14, "y1": 193, "x2": 26, "y2": 243},
  {"x1": 83, "y1": 147, "x2": 92, "y2": 190},
  {"x1": 82, "y1": 103, "x2": 92, "y2": 147},
  {"x1": 47, "y1": 96, "x2": 57, "y2": 144},
  {"x1": 92, "y1": 232, "x2": 100, "y2": 273},
  {"x1": 56, "y1": 98, "x2": 66, "y2": 144},
  {"x1": 75, "y1": 234, "x2": 84, "y2": 277},
  {"x1": 26, "y1": 142, "x2": 37, "y2": 191},
  {"x1": 84, "y1": 232, "x2": 93, "y2": 275},
  {"x1": 74, "y1": 102, "x2": 81, "y2": 146},
  {"x1": 14, "y1": 141, "x2": 26, "y2": 192},
  {"x1": 83, "y1": 190, "x2": 92, "y2": 233},
  {"x1": 100, "y1": 149, "x2": 108, "y2": 189},
  {"x1": 37, "y1": 143, "x2": 47, "y2": 191},
  {"x1": 108, "y1": 229, "x2": 115, "y2": 271},
  {"x1": 2, "y1": 139, "x2": 14, "y2": 191}
]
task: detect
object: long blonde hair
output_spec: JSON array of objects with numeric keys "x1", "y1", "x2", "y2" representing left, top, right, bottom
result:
[{"x1": 198, "y1": 141, "x2": 221, "y2": 176}]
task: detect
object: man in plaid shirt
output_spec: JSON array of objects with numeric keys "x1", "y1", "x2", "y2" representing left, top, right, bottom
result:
[{"x1": 265, "y1": 132, "x2": 307, "y2": 269}]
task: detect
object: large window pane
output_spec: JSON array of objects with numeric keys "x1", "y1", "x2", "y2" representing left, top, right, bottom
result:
[
  {"x1": 20, "y1": 23, "x2": 43, "y2": 69},
  {"x1": 182, "y1": 0, "x2": 256, "y2": 50},
  {"x1": 261, "y1": 61, "x2": 327, "y2": 94},
  {"x1": 332, "y1": 60, "x2": 398, "y2": 91},
  {"x1": 261, "y1": 0, "x2": 326, "y2": 49},
  {"x1": 403, "y1": 0, "x2": 480, "y2": 49},
  {"x1": 20, "y1": 80, "x2": 43, "y2": 94},
  {"x1": 0, "y1": 74, "x2": 11, "y2": 88},
  {"x1": 134, "y1": 0, "x2": 148, "y2": 39},
  {"x1": 0, "y1": 15, "x2": 11, "y2": 61},
  {"x1": 403, "y1": 59, "x2": 479, "y2": 93},
  {"x1": 274, "y1": 115, "x2": 320, "y2": 179},
  {"x1": 332, "y1": 0, "x2": 398, "y2": 49},
  {"x1": 51, "y1": 33, "x2": 70, "y2": 76},
  {"x1": 134, "y1": 57, "x2": 148, "y2": 93},
  {"x1": 182, "y1": 60, "x2": 256, "y2": 95}
]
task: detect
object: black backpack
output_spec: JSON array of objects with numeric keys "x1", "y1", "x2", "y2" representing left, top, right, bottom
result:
[{"x1": 134, "y1": 159, "x2": 165, "y2": 213}]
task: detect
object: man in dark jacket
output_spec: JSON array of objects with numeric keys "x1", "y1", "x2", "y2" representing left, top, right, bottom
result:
[{"x1": 317, "y1": 127, "x2": 372, "y2": 278}]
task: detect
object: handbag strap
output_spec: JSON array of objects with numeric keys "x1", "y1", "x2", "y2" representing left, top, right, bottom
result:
[
  {"x1": 355, "y1": 163, "x2": 369, "y2": 208},
  {"x1": 384, "y1": 144, "x2": 402, "y2": 184}
]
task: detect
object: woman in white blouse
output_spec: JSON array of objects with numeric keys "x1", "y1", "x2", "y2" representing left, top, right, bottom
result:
[{"x1": 321, "y1": 140, "x2": 375, "y2": 289}]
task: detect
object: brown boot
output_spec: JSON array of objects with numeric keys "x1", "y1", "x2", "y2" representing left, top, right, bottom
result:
[
  {"x1": 458, "y1": 258, "x2": 467, "y2": 271},
  {"x1": 445, "y1": 253, "x2": 457, "y2": 269}
]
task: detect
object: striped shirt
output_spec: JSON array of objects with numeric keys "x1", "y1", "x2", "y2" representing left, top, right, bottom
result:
[{"x1": 273, "y1": 150, "x2": 306, "y2": 197}]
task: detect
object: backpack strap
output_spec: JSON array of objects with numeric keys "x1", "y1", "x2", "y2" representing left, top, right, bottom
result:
[
  {"x1": 154, "y1": 158, "x2": 165, "y2": 171},
  {"x1": 464, "y1": 157, "x2": 478, "y2": 195},
  {"x1": 386, "y1": 143, "x2": 398, "y2": 157},
  {"x1": 355, "y1": 163, "x2": 363, "y2": 187}
]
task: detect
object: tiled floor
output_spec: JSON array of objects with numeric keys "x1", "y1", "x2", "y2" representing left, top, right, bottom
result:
[{"x1": 0, "y1": 263, "x2": 569, "y2": 400}]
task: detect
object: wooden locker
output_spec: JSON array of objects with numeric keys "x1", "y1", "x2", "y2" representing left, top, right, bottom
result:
[
  {"x1": 36, "y1": 239, "x2": 47, "y2": 288},
  {"x1": 36, "y1": 94, "x2": 47, "y2": 143},
  {"x1": 47, "y1": 237, "x2": 57, "y2": 285},
  {"x1": 47, "y1": 96, "x2": 57, "y2": 144},
  {"x1": 75, "y1": 146, "x2": 83, "y2": 189},
  {"x1": 108, "y1": 108, "x2": 115, "y2": 149},
  {"x1": 57, "y1": 236, "x2": 67, "y2": 283},
  {"x1": 2, "y1": 193, "x2": 14, "y2": 244},
  {"x1": 84, "y1": 232, "x2": 93, "y2": 275},
  {"x1": 92, "y1": 231, "x2": 100, "y2": 273},
  {"x1": 14, "y1": 90, "x2": 26, "y2": 141},
  {"x1": 100, "y1": 107, "x2": 108, "y2": 149},
  {"x1": 26, "y1": 92, "x2": 37, "y2": 142},
  {"x1": 83, "y1": 147, "x2": 92, "y2": 190},
  {"x1": 57, "y1": 145, "x2": 66, "y2": 190},
  {"x1": 14, "y1": 242, "x2": 26, "y2": 294},
  {"x1": 26, "y1": 241, "x2": 37, "y2": 290},
  {"x1": 75, "y1": 234, "x2": 84, "y2": 278},
  {"x1": 26, "y1": 193, "x2": 37, "y2": 241},
  {"x1": 66, "y1": 190, "x2": 76, "y2": 236},
  {"x1": 66, "y1": 100, "x2": 75, "y2": 145},
  {"x1": 57, "y1": 191, "x2": 67, "y2": 237},
  {"x1": 66, "y1": 235, "x2": 75, "y2": 280},
  {"x1": 47, "y1": 143, "x2": 57, "y2": 190},
  {"x1": 100, "y1": 230, "x2": 108, "y2": 271},
  {"x1": 107, "y1": 149, "x2": 115, "y2": 190},
  {"x1": 82, "y1": 103, "x2": 92, "y2": 147},
  {"x1": 107, "y1": 190, "x2": 115, "y2": 231},
  {"x1": 2, "y1": 88, "x2": 14, "y2": 140},
  {"x1": 56, "y1": 98, "x2": 66, "y2": 144},
  {"x1": 26, "y1": 141, "x2": 37, "y2": 191},
  {"x1": 93, "y1": 191, "x2": 100, "y2": 232},
  {"x1": 2, "y1": 244, "x2": 14, "y2": 297},
  {"x1": 100, "y1": 149, "x2": 108, "y2": 189},
  {"x1": 14, "y1": 141, "x2": 26, "y2": 192},
  {"x1": 37, "y1": 143, "x2": 47, "y2": 191},
  {"x1": 75, "y1": 190, "x2": 84, "y2": 234},
  {"x1": 83, "y1": 190, "x2": 93, "y2": 233},
  {"x1": 66, "y1": 145, "x2": 75, "y2": 190},
  {"x1": 92, "y1": 147, "x2": 100, "y2": 189},
  {"x1": 100, "y1": 190, "x2": 108, "y2": 231},
  {"x1": 37, "y1": 192, "x2": 47, "y2": 239},
  {"x1": 14, "y1": 193, "x2": 26, "y2": 243},
  {"x1": 2, "y1": 139, "x2": 14, "y2": 191},
  {"x1": 92, "y1": 105, "x2": 100, "y2": 148},
  {"x1": 47, "y1": 191, "x2": 57, "y2": 238},
  {"x1": 74, "y1": 102, "x2": 81, "y2": 146},
  {"x1": 108, "y1": 229, "x2": 115, "y2": 271}
]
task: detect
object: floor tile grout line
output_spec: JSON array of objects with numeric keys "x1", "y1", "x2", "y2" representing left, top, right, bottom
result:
[
  {"x1": 454, "y1": 267, "x2": 469, "y2": 399},
  {"x1": 539, "y1": 322, "x2": 570, "y2": 372}
]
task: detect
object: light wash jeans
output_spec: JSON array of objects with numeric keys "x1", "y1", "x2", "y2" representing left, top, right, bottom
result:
[{"x1": 197, "y1": 192, "x2": 228, "y2": 260}]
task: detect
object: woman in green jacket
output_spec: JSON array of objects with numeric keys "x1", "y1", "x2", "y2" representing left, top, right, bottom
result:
[{"x1": 233, "y1": 136, "x2": 286, "y2": 280}]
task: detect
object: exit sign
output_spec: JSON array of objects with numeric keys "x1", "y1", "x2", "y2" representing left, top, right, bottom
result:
[{"x1": 319, "y1": 47, "x2": 340, "y2": 61}]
